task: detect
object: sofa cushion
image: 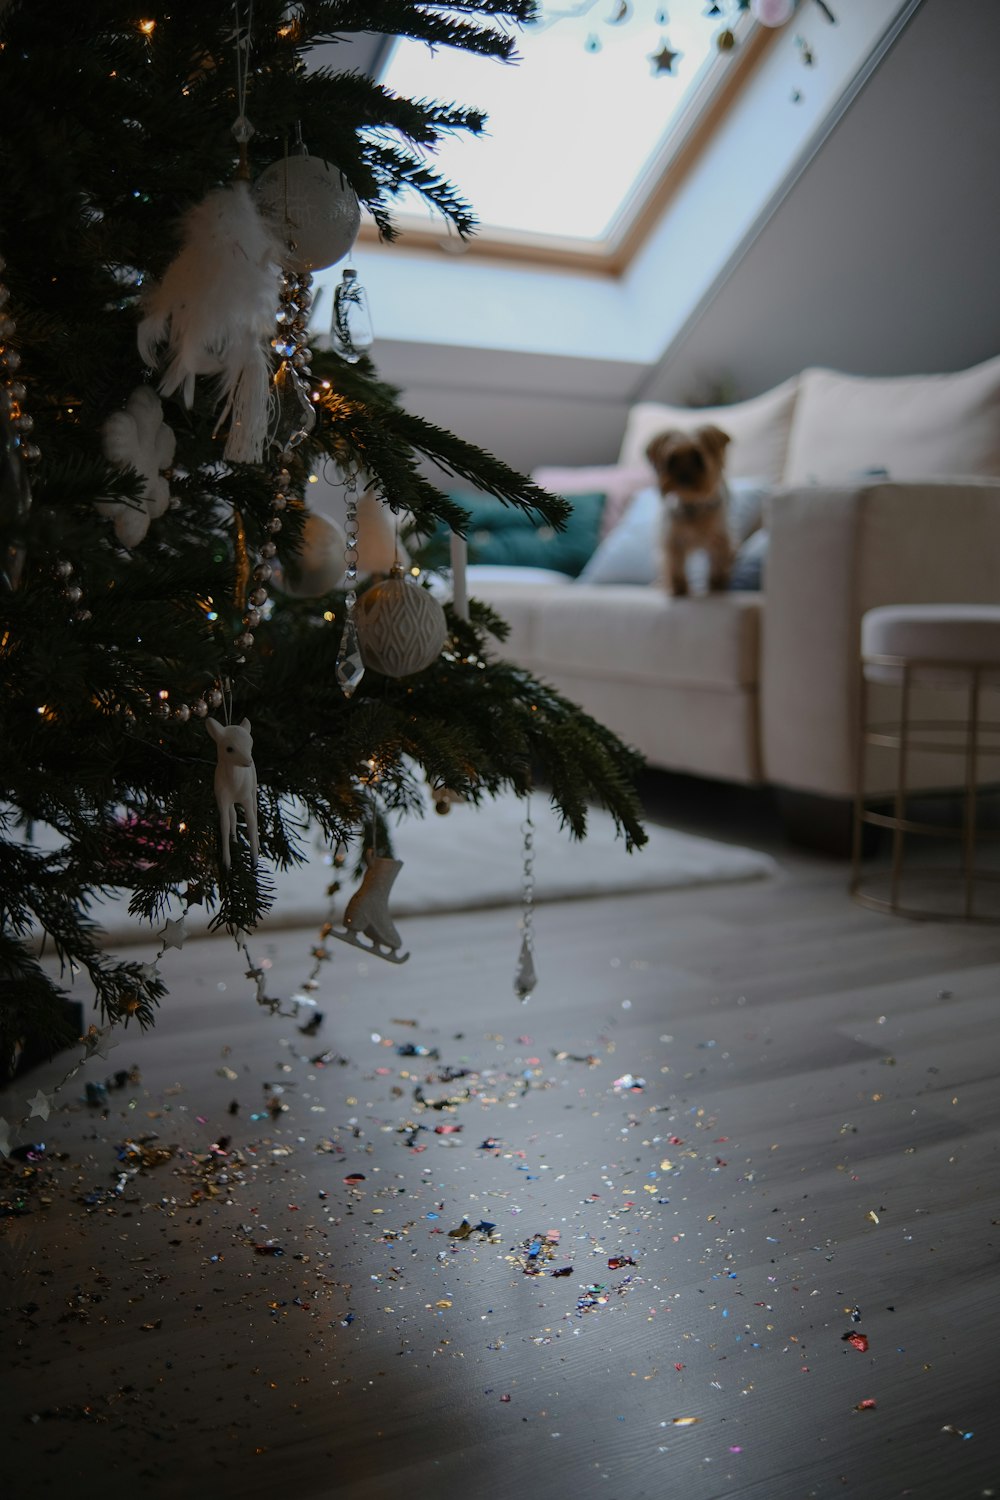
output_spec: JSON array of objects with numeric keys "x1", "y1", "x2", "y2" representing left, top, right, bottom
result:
[
  {"x1": 784, "y1": 355, "x2": 1000, "y2": 485},
  {"x1": 476, "y1": 582, "x2": 761, "y2": 691},
  {"x1": 532, "y1": 463, "x2": 652, "y2": 538},
  {"x1": 423, "y1": 490, "x2": 606, "y2": 577},
  {"x1": 729, "y1": 527, "x2": 769, "y2": 592},
  {"x1": 577, "y1": 487, "x2": 661, "y2": 584},
  {"x1": 617, "y1": 374, "x2": 799, "y2": 484}
]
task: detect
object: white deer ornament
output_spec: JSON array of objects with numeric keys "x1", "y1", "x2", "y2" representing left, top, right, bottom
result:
[{"x1": 206, "y1": 717, "x2": 259, "y2": 870}]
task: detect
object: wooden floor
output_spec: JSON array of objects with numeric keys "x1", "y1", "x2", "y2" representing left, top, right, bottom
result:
[{"x1": 4, "y1": 782, "x2": 1000, "y2": 1500}]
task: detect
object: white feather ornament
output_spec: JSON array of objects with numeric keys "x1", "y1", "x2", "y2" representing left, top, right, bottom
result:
[{"x1": 137, "y1": 181, "x2": 282, "y2": 463}]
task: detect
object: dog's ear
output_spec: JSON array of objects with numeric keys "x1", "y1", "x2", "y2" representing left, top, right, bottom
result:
[
  {"x1": 696, "y1": 424, "x2": 731, "y2": 457},
  {"x1": 646, "y1": 429, "x2": 681, "y2": 468}
]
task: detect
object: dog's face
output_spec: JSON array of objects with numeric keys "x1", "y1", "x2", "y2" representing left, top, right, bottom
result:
[{"x1": 645, "y1": 424, "x2": 731, "y2": 500}]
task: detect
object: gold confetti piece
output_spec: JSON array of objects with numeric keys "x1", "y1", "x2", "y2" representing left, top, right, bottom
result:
[
  {"x1": 867, "y1": 1210, "x2": 880, "y2": 1224},
  {"x1": 673, "y1": 1416, "x2": 700, "y2": 1426},
  {"x1": 436, "y1": 1299, "x2": 452, "y2": 1308},
  {"x1": 660, "y1": 1159, "x2": 673, "y2": 1171}
]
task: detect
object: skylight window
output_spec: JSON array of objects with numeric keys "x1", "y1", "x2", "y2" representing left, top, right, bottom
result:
[{"x1": 380, "y1": 10, "x2": 743, "y2": 246}]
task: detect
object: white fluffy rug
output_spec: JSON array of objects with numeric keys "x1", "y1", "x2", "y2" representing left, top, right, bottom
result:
[{"x1": 91, "y1": 793, "x2": 778, "y2": 945}]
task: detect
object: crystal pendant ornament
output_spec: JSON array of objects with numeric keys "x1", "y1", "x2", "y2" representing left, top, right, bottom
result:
[
  {"x1": 270, "y1": 268, "x2": 317, "y2": 452},
  {"x1": 514, "y1": 934, "x2": 537, "y2": 1003},
  {"x1": 514, "y1": 799, "x2": 537, "y2": 1002},
  {"x1": 335, "y1": 481, "x2": 365, "y2": 697},
  {"x1": 331, "y1": 266, "x2": 374, "y2": 364},
  {"x1": 336, "y1": 612, "x2": 365, "y2": 697}
]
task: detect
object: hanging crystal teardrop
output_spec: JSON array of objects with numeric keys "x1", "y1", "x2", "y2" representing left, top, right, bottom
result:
[
  {"x1": 335, "y1": 606, "x2": 365, "y2": 697},
  {"x1": 514, "y1": 935, "x2": 537, "y2": 1003}
]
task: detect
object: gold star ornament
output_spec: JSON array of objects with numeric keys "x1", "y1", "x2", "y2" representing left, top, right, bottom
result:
[{"x1": 649, "y1": 39, "x2": 682, "y2": 75}]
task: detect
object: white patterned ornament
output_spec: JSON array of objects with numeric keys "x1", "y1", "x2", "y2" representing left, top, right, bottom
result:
[
  {"x1": 254, "y1": 153, "x2": 360, "y2": 274},
  {"x1": 95, "y1": 386, "x2": 177, "y2": 547},
  {"x1": 355, "y1": 564, "x2": 448, "y2": 677}
]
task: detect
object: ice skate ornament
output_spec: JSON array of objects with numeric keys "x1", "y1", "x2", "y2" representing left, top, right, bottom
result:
[
  {"x1": 206, "y1": 717, "x2": 259, "y2": 870},
  {"x1": 95, "y1": 386, "x2": 177, "y2": 547},
  {"x1": 331, "y1": 850, "x2": 409, "y2": 964}
]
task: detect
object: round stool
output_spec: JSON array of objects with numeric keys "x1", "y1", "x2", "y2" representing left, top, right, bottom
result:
[{"x1": 851, "y1": 604, "x2": 1000, "y2": 921}]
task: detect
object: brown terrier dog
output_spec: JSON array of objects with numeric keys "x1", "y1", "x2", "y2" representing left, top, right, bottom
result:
[{"x1": 646, "y1": 425, "x2": 732, "y2": 597}]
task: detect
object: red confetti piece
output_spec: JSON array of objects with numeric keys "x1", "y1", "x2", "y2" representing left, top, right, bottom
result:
[
  {"x1": 844, "y1": 1332, "x2": 870, "y2": 1352},
  {"x1": 608, "y1": 1255, "x2": 636, "y2": 1269},
  {"x1": 434, "y1": 1124, "x2": 462, "y2": 1134},
  {"x1": 855, "y1": 1399, "x2": 877, "y2": 1411}
]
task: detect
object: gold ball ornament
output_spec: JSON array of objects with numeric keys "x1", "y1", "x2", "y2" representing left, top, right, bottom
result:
[
  {"x1": 253, "y1": 153, "x2": 361, "y2": 273},
  {"x1": 355, "y1": 566, "x2": 448, "y2": 678}
]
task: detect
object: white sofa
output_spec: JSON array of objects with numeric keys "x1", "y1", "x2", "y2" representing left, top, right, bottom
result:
[{"x1": 471, "y1": 356, "x2": 1000, "y2": 825}]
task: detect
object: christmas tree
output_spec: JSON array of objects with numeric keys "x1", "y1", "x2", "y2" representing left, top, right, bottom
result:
[{"x1": 0, "y1": 0, "x2": 645, "y2": 1069}]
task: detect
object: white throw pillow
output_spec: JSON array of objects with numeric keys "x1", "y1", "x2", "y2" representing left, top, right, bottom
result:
[
  {"x1": 577, "y1": 486, "x2": 661, "y2": 585},
  {"x1": 785, "y1": 355, "x2": 1000, "y2": 485},
  {"x1": 617, "y1": 375, "x2": 799, "y2": 484}
]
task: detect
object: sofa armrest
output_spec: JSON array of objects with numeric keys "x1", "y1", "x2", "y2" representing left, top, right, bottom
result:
[{"x1": 760, "y1": 479, "x2": 1000, "y2": 798}]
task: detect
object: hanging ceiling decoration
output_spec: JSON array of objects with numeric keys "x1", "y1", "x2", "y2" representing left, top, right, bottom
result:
[{"x1": 528, "y1": 0, "x2": 837, "y2": 78}]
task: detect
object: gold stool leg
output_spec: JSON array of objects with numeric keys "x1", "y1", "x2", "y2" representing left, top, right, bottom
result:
[
  {"x1": 889, "y1": 663, "x2": 911, "y2": 913},
  {"x1": 850, "y1": 667, "x2": 868, "y2": 896}
]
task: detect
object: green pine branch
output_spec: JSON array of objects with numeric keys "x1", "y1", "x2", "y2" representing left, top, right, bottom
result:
[{"x1": 0, "y1": 0, "x2": 645, "y2": 1054}]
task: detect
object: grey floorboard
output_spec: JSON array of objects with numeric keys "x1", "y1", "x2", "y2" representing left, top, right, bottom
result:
[{"x1": 2, "y1": 827, "x2": 999, "y2": 1500}]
